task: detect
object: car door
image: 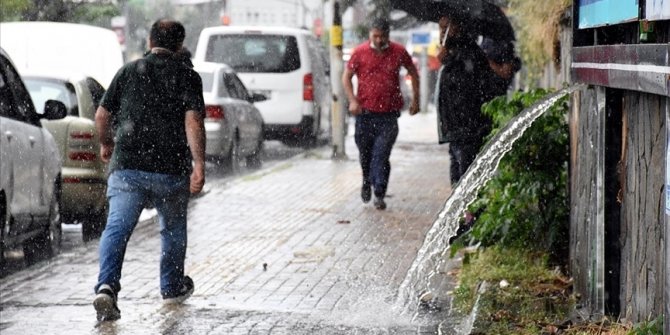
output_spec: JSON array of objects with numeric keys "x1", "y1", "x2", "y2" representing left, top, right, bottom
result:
[
  {"x1": 223, "y1": 72, "x2": 261, "y2": 155},
  {"x1": 0, "y1": 55, "x2": 47, "y2": 232}
]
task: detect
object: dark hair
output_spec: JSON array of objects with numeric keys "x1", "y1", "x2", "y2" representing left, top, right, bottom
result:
[
  {"x1": 369, "y1": 17, "x2": 390, "y2": 34},
  {"x1": 149, "y1": 19, "x2": 185, "y2": 52},
  {"x1": 481, "y1": 38, "x2": 515, "y2": 63}
]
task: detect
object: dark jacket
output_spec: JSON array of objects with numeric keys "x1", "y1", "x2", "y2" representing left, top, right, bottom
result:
[
  {"x1": 100, "y1": 51, "x2": 204, "y2": 176},
  {"x1": 436, "y1": 36, "x2": 496, "y2": 144}
]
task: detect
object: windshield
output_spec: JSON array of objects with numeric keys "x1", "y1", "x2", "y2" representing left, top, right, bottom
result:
[
  {"x1": 23, "y1": 78, "x2": 78, "y2": 116},
  {"x1": 205, "y1": 34, "x2": 300, "y2": 73}
]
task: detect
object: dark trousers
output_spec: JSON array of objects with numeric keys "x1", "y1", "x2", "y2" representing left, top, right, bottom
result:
[
  {"x1": 354, "y1": 112, "x2": 399, "y2": 198},
  {"x1": 449, "y1": 141, "x2": 482, "y2": 186}
]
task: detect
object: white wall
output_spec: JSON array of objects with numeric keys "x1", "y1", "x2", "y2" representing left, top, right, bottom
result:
[{"x1": 225, "y1": 0, "x2": 323, "y2": 28}]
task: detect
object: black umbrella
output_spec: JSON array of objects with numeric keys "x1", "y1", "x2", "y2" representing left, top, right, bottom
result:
[{"x1": 390, "y1": 0, "x2": 516, "y2": 42}]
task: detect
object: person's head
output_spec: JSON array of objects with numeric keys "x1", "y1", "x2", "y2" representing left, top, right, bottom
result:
[
  {"x1": 368, "y1": 17, "x2": 390, "y2": 50},
  {"x1": 438, "y1": 15, "x2": 461, "y2": 45},
  {"x1": 149, "y1": 19, "x2": 186, "y2": 52},
  {"x1": 481, "y1": 38, "x2": 514, "y2": 64}
]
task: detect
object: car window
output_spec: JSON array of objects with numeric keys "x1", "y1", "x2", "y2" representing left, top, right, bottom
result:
[
  {"x1": 85, "y1": 77, "x2": 105, "y2": 108},
  {"x1": 223, "y1": 73, "x2": 249, "y2": 101},
  {"x1": 24, "y1": 78, "x2": 78, "y2": 116},
  {"x1": 198, "y1": 70, "x2": 231, "y2": 98},
  {"x1": 0, "y1": 63, "x2": 19, "y2": 119},
  {"x1": 197, "y1": 70, "x2": 214, "y2": 93},
  {"x1": 0, "y1": 56, "x2": 38, "y2": 125},
  {"x1": 205, "y1": 34, "x2": 300, "y2": 73}
]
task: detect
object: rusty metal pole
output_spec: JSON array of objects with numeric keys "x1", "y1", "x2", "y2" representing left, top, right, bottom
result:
[{"x1": 330, "y1": 0, "x2": 346, "y2": 160}]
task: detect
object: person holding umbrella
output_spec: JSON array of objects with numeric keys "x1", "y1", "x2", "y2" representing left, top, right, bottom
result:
[
  {"x1": 433, "y1": 12, "x2": 498, "y2": 241},
  {"x1": 435, "y1": 12, "x2": 495, "y2": 185}
]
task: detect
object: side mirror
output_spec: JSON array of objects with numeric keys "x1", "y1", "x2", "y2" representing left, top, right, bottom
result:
[
  {"x1": 41, "y1": 99, "x2": 67, "y2": 120},
  {"x1": 248, "y1": 93, "x2": 267, "y2": 103}
]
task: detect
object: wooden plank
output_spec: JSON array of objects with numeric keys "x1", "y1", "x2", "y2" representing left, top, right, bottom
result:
[{"x1": 572, "y1": 44, "x2": 670, "y2": 97}]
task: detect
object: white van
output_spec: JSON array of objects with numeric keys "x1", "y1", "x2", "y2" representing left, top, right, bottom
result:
[
  {"x1": 194, "y1": 26, "x2": 331, "y2": 146},
  {"x1": 0, "y1": 22, "x2": 124, "y2": 88}
]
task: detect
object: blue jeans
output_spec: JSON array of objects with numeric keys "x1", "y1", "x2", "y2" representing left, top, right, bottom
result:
[
  {"x1": 95, "y1": 169, "x2": 190, "y2": 298},
  {"x1": 354, "y1": 112, "x2": 399, "y2": 198}
]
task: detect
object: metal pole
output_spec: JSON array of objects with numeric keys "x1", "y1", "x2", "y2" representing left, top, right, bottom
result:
[{"x1": 330, "y1": 0, "x2": 346, "y2": 160}]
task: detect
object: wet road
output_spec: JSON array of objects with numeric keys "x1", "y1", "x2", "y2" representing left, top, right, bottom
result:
[
  {"x1": 0, "y1": 111, "x2": 463, "y2": 334},
  {"x1": 0, "y1": 140, "x2": 306, "y2": 278}
]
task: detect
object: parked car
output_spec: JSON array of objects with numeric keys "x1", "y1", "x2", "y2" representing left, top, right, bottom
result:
[
  {"x1": 23, "y1": 74, "x2": 108, "y2": 241},
  {"x1": 194, "y1": 62, "x2": 266, "y2": 170},
  {"x1": 194, "y1": 26, "x2": 332, "y2": 147},
  {"x1": 0, "y1": 48, "x2": 67, "y2": 266}
]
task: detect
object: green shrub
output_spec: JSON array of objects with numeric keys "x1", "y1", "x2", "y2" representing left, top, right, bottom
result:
[
  {"x1": 629, "y1": 316, "x2": 664, "y2": 335},
  {"x1": 457, "y1": 88, "x2": 570, "y2": 262}
]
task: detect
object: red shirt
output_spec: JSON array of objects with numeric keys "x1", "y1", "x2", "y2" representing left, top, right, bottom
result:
[{"x1": 347, "y1": 41, "x2": 413, "y2": 113}]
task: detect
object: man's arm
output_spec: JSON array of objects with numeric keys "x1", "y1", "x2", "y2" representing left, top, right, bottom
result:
[
  {"x1": 342, "y1": 67, "x2": 361, "y2": 115},
  {"x1": 185, "y1": 110, "x2": 206, "y2": 194},
  {"x1": 406, "y1": 61, "x2": 420, "y2": 115},
  {"x1": 95, "y1": 106, "x2": 114, "y2": 163}
]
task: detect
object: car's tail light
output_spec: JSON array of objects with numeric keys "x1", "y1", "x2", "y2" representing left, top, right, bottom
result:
[
  {"x1": 69, "y1": 152, "x2": 97, "y2": 161},
  {"x1": 63, "y1": 177, "x2": 81, "y2": 183},
  {"x1": 68, "y1": 131, "x2": 97, "y2": 161},
  {"x1": 303, "y1": 73, "x2": 314, "y2": 101},
  {"x1": 206, "y1": 105, "x2": 225, "y2": 119},
  {"x1": 70, "y1": 131, "x2": 94, "y2": 140}
]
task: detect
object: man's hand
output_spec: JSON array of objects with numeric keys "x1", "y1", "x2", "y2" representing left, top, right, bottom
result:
[
  {"x1": 100, "y1": 143, "x2": 114, "y2": 163},
  {"x1": 190, "y1": 162, "x2": 205, "y2": 194},
  {"x1": 342, "y1": 68, "x2": 362, "y2": 115},
  {"x1": 409, "y1": 98, "x2": 420, "y2": 115},
  {"x1": 95, "y1": 106, "x2": 115, "y2": 163},
  {"x1": 185, "y1": 110, "x2": 206, "y2": 194},
  {"x1": 437, "y1": 46, "x2": 448, "y2": 62},
  {"x1": 348, "y1": 99, "x2": 362, "y2": 115}
]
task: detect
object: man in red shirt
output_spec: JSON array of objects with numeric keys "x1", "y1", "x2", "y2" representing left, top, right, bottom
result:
[{"x1": 343, "y1": 18, "x2": 420, "y2": 210}]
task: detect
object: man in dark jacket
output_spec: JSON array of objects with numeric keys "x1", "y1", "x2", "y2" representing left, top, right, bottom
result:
[
  {"x1": 435, "y1": 13, "x2": 496, "y2": 186},
  {"x1": 93, "y1": 19, "x2": 206, "y2": 321}
]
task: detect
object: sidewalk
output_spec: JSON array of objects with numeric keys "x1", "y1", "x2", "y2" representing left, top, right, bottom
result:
[{"x1": 0, "y1": 109, "x2": 462, "y2": 334}]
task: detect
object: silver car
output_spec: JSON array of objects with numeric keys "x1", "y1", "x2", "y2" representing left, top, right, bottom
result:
[
  {"x1": 1, "y1": 48, "x2": 67, "y2": 266},
  {"x1": 23, "y1": 74, "x2": 108, "y2": 241},
  {"x1": 194, "y1": 62, "x2": 266, "y2": 170}
]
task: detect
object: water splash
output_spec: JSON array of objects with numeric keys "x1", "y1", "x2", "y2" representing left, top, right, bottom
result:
[{"x1": 396, "y1": 85, "x2": 586, "y2": 315}]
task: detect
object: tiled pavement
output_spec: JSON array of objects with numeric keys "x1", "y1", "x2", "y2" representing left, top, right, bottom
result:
[{"x1": 0, "y1": 110, "x2": 463, "y2": 334}]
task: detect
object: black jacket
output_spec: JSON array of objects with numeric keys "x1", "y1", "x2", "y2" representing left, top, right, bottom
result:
[{"x1": 436, "y1": 36, "x2": 496, "y2": 144}]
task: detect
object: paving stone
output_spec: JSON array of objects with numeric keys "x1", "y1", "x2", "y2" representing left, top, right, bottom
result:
[{"x1": 0, "y1": 111, "x2": 463, "y2": 334}]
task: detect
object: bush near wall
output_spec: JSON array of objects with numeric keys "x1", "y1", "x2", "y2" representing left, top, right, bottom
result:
[{"x1": 452, "y1": 88, "x2": 570, "y2": 265}]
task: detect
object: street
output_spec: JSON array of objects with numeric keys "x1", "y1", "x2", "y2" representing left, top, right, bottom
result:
[{"x1": 0, "y1": 112, "x2": 463, "y2": 334}]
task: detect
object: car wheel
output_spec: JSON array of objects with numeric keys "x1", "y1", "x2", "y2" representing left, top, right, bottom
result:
[
  {"x1": 82, "y1": 207, "x2": 108, "y2": 242},
  {"x1": 246, "y1": 138, "x2": 264, "y2": 169},
  {"x1": 220, "y1": 131, "x2": 240, "y2": 173},
  {"x1": 24, "y1": 185, "x2": 62, "y2": 264},
  {"x1": 302, "y1": 112, "x2": 320, "y2": 148}
]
